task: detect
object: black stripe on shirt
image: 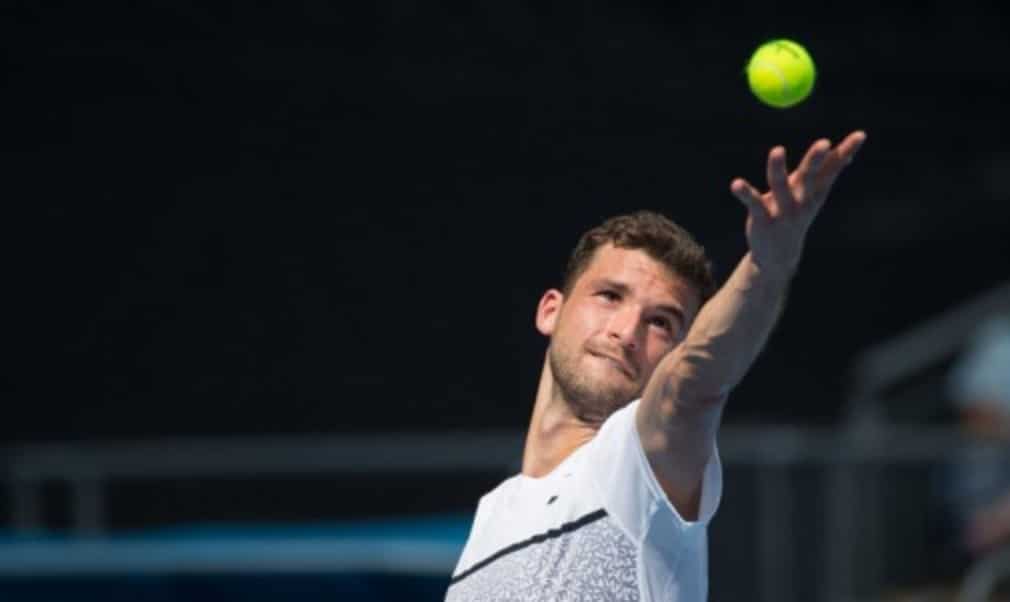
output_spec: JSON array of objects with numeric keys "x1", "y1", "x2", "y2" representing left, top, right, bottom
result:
[{"x1": 449, "y1": 508, "x2": 608, "y2": 585}]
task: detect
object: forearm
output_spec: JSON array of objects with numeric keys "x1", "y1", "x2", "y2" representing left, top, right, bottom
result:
[
  {"x1": 636, "y1": 252, "x2": 790, "y2": 517},
  {"x1": 661, "y1": 251, "x2": 790, "y2": 408}
]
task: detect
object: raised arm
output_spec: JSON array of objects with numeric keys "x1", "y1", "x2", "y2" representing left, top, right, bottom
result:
[{"x1": 637, "y1": 131, "x2": 867, "y2": 519}]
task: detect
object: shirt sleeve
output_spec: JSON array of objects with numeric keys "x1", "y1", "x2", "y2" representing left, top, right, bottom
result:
[{"x1": 584, "y1": 398, "x2": 723, "y2": 545}]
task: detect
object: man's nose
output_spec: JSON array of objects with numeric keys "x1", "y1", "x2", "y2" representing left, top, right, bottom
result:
[{"x1": 607, "y1": 307, "x2": 640, "y2": 350}]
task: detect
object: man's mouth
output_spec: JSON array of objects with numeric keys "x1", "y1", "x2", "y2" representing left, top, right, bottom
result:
[{"x1": 588, "y1": 350, "x2": 634, "y2": 379}]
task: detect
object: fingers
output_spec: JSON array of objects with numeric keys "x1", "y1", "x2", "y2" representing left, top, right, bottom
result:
[
  {"x1": 818, "y1": 130, "x2": 867, "y2": 192},
  {"x1": 795, "y1": 138, "x2": 831, "y2": 204},
  {"x1": 730, "y1": 178, "x2": 767, "y2": 218},
  {"x1": 766, "y1": 146, "x2": 792, "y2": 216},
  {"x1": 836, "y1": 130, "x2": 867, "y2": 164},
  {"x1": 732, "y1": 131, "x2": 867, "y2": 219}
]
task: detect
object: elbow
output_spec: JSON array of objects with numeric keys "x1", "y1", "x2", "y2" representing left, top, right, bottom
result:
[{"x1": 659, "y1": 346, "x2": 734, "y2": 412}]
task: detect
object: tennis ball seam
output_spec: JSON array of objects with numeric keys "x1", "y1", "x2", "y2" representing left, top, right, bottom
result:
[{"x1": 749, "y1": 59, "x2": 788, "y2": 95}]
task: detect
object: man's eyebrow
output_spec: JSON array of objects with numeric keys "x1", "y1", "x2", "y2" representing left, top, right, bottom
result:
[
  {"x1": 655, "y1": 304, "x2": 685, "y2": 326},
  {"x1": 591, "y1": 278, "x2": 685, "y2": 324},
  {"x1": 592, "y1": 278, "x2": 630, "y2": 294}
]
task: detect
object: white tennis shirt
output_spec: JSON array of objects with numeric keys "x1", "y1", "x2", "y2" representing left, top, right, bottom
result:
[{"x1": 445, "y1": 399, "x2": 722, "y2": 601}]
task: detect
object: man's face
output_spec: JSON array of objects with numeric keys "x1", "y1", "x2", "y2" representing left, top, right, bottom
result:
[{"x1": 537, "y1": 244, "x2": 702, "y2": 424}]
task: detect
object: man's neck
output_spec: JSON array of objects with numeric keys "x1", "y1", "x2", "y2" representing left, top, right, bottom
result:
[{"x1": 521, "y1": 357, "x2": 598, "y2": 478}]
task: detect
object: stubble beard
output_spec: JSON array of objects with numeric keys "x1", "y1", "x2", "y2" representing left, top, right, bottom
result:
[{"x1": 548, "y1": 341, "x2": 640, "y2": 427}]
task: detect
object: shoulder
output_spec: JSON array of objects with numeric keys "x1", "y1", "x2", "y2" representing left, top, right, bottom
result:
[
  {"x1": 472, "y1": 475, "x2": 522, "y2": 521},
  {"x1": 584, "y1": 399, "x2": 723, "y2": 537}
]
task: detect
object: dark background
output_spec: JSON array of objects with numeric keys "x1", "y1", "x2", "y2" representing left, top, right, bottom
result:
[{"x1": 6, "y1": 1, "x2": 1009, "y2": 443}]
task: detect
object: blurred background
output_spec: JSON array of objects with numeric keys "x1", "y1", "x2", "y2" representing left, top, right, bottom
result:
[{"x1": 3, "y1": 0, "x2": 1010, "y2": 600}]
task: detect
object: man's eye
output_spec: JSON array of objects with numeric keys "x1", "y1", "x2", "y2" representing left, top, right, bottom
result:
[
  {"x1": 599, "y1": 290, "x2": 620, "y2": 301},
  {"x1": 650, "y1": 317, "x2": 673, "y2": 332}
]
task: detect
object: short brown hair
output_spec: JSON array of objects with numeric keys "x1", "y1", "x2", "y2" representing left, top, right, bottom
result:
[{"x1": 561, "y1": 211, "x2": 716, "y2": 303}]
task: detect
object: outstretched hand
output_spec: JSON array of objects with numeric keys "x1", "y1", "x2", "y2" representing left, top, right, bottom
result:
[{"x1": 730, "y1": 130, "x2": 867, "y2": 281}]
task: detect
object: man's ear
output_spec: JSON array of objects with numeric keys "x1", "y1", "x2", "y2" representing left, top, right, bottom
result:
[{"x1": 536, "y1": 289, "x2": 564, "y2": 336}]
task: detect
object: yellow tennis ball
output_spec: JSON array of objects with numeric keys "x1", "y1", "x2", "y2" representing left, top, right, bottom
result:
[{"x1": 746, "y1": 39, "x2": 816, "y2": 108}]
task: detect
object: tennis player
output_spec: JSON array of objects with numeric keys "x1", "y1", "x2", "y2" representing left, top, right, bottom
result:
[{"x1": 446, "y1": 131, "x2": 866, "y2": 601}]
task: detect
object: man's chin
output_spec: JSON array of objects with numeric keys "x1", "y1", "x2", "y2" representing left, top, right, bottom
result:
[
  {"x1": 569, "y1": 396, "x2": 635, "y2": 424},
  {"x1": 570, "y1": 383, "x2": 639, "y2": 418},
  {"x1": 551, "y1": 352, "x2": 641, "y2": 421},
  {"x1": 589, "y1": 374, "x2": 641, "y2": 404}
]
